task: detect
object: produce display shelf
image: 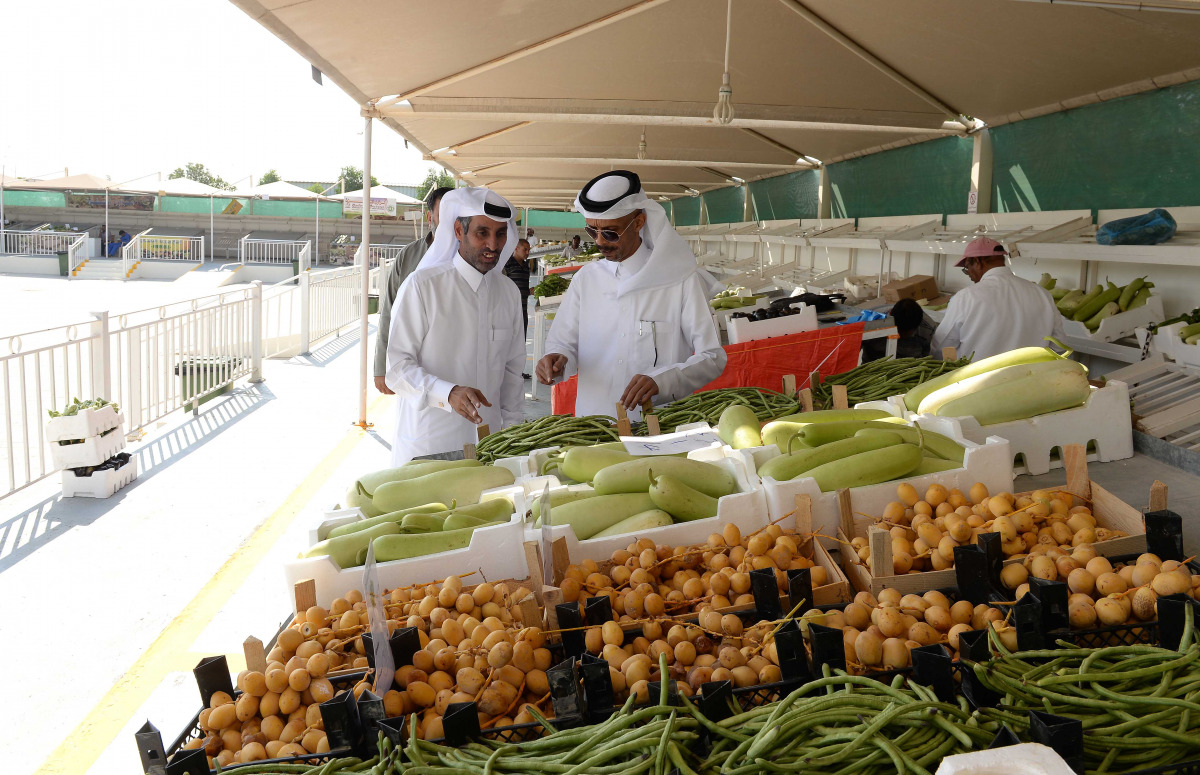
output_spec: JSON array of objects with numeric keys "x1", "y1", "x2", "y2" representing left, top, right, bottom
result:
[
  {"x1": 883, "y1": 211, "x2": 1093, "y2": 258},
  {"x1": 864, "y1": 379, "x2": 1135, "y2": 476},
  {"x1": 805, "y1": 214, "x2": 942, "y2": 251},
  {"x1": 1012, "y1": 206, "x2": 1200, "y2": 269}
]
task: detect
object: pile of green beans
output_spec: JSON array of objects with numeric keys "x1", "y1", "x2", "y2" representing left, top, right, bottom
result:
[
  {"x1": 968, "y1": 613, "x2": 1200, "y2": 774},
  {"x1": 647, "y1": 387, "x2": 800, "y2": 431},
  {"x1": 475, "y1": 415, "x2": 620, "y2": 463},
  {"x1": 811, "y1": 356, "x2": 971, "y2": 409}
]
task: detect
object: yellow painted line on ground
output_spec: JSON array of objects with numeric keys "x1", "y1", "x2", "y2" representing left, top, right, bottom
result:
[{"x1": 36, "y1": 396, "x2": 389, "y2": 775}]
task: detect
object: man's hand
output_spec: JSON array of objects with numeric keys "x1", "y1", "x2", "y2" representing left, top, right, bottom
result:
[
  {"x1": 536, "y1": 353, "x2": 568, "y2": 385},
  {"x1": 448, "y1": 385, "x2": 492, "y2": 423},
  {"x1": 374, "y1": 375, "x2": 394, "y2": 395},
  {"x1": 619, "y1": 375, "x2": 659, "y2": 411}
]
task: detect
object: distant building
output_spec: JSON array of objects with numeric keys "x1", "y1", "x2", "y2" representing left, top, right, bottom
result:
[{"x1": 288, "y1": 181, "x2": 420, "y2": 200}]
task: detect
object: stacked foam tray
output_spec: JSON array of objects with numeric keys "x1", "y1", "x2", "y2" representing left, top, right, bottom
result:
[{"x1": 48, "y1": 405, "x2": 138, "y2": 498}]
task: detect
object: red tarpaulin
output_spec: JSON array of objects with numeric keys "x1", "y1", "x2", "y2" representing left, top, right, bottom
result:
[{"x1": 550, "y1": 323, "x2": 866, "y2": 415}]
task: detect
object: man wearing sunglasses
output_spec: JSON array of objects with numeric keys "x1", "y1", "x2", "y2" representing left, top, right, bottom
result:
[
  {"x1": 537, "y1": 171, "x2": 726, "y2": 418},
  {"x1": 931, "y1": 236, "x2": 1064, "y2": 360}
]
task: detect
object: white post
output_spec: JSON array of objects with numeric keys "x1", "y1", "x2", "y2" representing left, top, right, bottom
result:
[
  {"x1": 249, "y1": 280, "x2": 264, "y2": 383},
  {"x1": 1, "y1": 163, "x2": 6, "y2": 254},
  {"x1": 817, "y1": 166, "x2": 832, "y2": 219},
  {"x1": 970, "y1": 128, "x2": 993, "y2": 215},
  {"x1": 742, "y1": 184, "x2": 753, "y2": 222},
  {"x1": 104, "y1": 188, "x2": 109, "y2": 256},
  {"x1": 315, "y1": 198, "x2": 320, "y2": 267},
  {"x1": 300, "y1": 270, "x2": 312, "y2": 355},
  {"x1": 358, "y1": 113, "x2": 373, "y2": 427},
  {"x1": 209, "y1": 194, "x2": 214, "y2": 262},
  {"x1": 90, "y1": 311, "x2": 112, "y2": 400}
]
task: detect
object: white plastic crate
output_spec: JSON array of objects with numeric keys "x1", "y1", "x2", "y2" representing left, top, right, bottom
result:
[
  {"x1": 1149, "y1": 321, "x2": 1200, "y2": 368},
  {"x1": 520, "y1": 446, "x2": 769, "y2": 562},
  {"x1": 1061, "y1": 294, "x2": 1164, "y2": 343},
  {"x1": 287, "y1": 484, "x2": 529, "y2": 605},
  {"x1": 858, "y1": 382, "x2": 1134, "y2": 476},
  {"x1": 309, "y1": 506, "x2": 365, "y2": 546},
  {"x1": 49, "y1": 429, "x2": 126, "y2": 470},
  {"x1": 61, "y1": 454, "x2": 137, "y2": 498},
  {"x1": 760, "y1": 430, "x2": 1014, "y2": 543},
  {"x1": 712, "y1": 297, "x2": 770, "y2": 332},
  {"x1": 726, "y1": 304, "x2": 817, "y2": 344},
  {"x1": 45, "y1": 406, "x2": 123, "y2": 443}
]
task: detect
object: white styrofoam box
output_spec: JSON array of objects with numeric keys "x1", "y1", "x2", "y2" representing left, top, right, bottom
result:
[
  {"x1": 49, "y1": 429, "x2": 126, "y2": 470},
  {"x1": 853, "y1": 397, "x2": 908, "y2": 418},
  {"x1": 936, "y1": 743, "x2": 1075, "y2": 775},
  {"x1": 537, "y1": 294, "x2": 564, "y2": 307},
  {"x1": 844, "y1": 273, "x2": 897, "y2": 301},
  {"x1": 493, "y1": 453, "x2": 534, "y2": 479},
  {"x1": 905, "y1": 381, "x2": 1133, "y2": 476},
  {"x1": 522, "y1": 447, "x2": 769, "y2": 566},
  {"x1": 712, "y1": 298, "x2": 770, "y2": 332},
  {"x1": 310, "y1": 506, "x2": 364, "y2": 545},
  {"x1": 760, "y1": 431, "x2": 1014, "y2": 542},
  {"x1": 45, "y1": 406, "x2": 123, "y2": 442},
  {"x1": 726, "y1": 304, "x2": 818, "y2": 344},
  {"x1": 1150, "y1": 321, "x2": 1200, "y2": 368},
  {"x1": 287, "y1": 484, "x2": 529, "y2": 605},
  {"x1": 61, "y1": 454, "x2": 137, "y2": 498},
  {"x1": 1061, "y1": 294, "x2": 1164, "y2": 343}
]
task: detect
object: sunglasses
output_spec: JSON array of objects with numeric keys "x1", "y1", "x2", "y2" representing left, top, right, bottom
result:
[{"x1": 585, "y1": 216, "x2": 640, "y2": 243}]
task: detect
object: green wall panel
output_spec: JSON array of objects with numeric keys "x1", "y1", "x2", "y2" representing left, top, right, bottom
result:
[
  {"x1": 2, "y1": 190, "x2": 66, "y2": 208},
  {"x1": 661, "y1": 200, "x2": 673, "y2": 222},
  {"x1": 252, "y1": 199, "x2": 342, "y2": 218},
  {"x1": 527, "y1": 210, "x2": 585, "y2": 228},
  {"x1": 990, "y1": 80, "x2": 1200, "y2": 213},
  {"x1": 702, "y1": 185, "x2": 746, "y2": 224},
  {"x1": 749, "y1": 171, "x2": 819, "y2": 220},
  {"x1": 159, "y1": 196, "x2": 243, "y2": 214},
  {"x1": 825, "y1": 136, "x2": 973, "y2": 219},
  {"x1": 672, "y1": 196, "x2": 701, "y2": 226}
]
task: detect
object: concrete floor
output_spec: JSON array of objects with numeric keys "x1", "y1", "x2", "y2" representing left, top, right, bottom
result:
[{"x1": 0, "y1": 313, "x2": 549, "y2": 775}]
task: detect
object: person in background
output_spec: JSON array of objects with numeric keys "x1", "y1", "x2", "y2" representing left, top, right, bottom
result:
[
  {"x1": 385, "y1": 187, "x2": 525, "y2": 464},
  {"x1": 119, "y1": 230, "x2": 131, "y2": 247},
  {"x1": 98, "y1": 225, "x2": 107, "y2": 255},
  {"x1": 537, "y1": 170, "x2": 726, "y2": 417},
  {"x1": 503, "y1": 238, "x2": 532, "y2": 347},
  {"x1": 561, "y1": 234, "x2": 583, "y2": 260},
  {"x1": 525, "y1": 227, "x2": 538, "y2": 248},
  {"x1": 862, "y1": 298, "x2": 931, "y2": 362},
  {"x1": 374, "y1": 185, "x2": 453, "y2": 395},
  {"x1": 931, "y1": 237, "x2": 1064, "y2": 360},
  {"x1": 107, "y1": 233, "x2": 121, "y2": 256}
]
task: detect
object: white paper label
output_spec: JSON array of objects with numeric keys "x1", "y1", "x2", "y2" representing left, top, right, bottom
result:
[{"x1": 619, "y1": 428, "x2": 723, "y2": 456}]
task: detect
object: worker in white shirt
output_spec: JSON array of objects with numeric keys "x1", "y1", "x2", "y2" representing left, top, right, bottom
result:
[
  {"x1": 561, "y1": 235, "x2": 583, "y2": 260},
  {"x1": 525, "y1": 228, "x2": 538, "y2": 247},
  {"x1": 536, "y1": 170, "x2": 726, "y2": 418},
  {"x1": 385, "y1": 187, "x2": 526, "y2": 464},
  {"x1": 931, "y1": 236, "x2": 1065, "y2": 361}
]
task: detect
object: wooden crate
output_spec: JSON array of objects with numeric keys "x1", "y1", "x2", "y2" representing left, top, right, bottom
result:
[
  {"x1": 536, "y1": 494, "x2": 851, "y2": 631},
  {"x1": 838, "y1": 445, "x2": 1149, "y2": 597}
]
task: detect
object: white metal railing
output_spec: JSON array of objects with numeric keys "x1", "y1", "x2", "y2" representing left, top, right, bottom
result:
[
  {"x1": 0, "y1": 263, "x2": 373, "y2": 500},
  {"x1": 369, "y1": 244, "x2": 403, "y2": 267},
  {"x1": 66, "y1": 233, "x2": 88, "y2": 275},
  {"x1": 240, "y1": 237, "x2": 310, "y2": 265},
  {"x1": 2, "y1": 229, "x2": 86, "y2": 256},
  {"x1": 298, "y1": 241, "x2": 311, "y2": 270},
  {"x1": 120, "y1": 233, "x2": 205, "y2": 276}
]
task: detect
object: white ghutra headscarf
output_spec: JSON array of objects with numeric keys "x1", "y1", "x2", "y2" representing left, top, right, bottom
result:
[
  {"x1": 573, "y1": 171, "x2": 724, "y2": 298},
  {"x1": 417, "y1": 186, "x2": 518, "y2": 274}
]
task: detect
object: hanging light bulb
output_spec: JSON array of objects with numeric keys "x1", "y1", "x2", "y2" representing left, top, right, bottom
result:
[
  {"x1": 712, "y1": 0, "x2": 735, "y2": 125},
  {"x1": 637, "y1": 128, "x2": 647, "y2": 160}
]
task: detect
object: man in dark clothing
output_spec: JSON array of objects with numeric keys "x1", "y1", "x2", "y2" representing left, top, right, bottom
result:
[
  {"x1": 862, "y1": 297, "x2": 932, "y2": 361},
  {"x1": 504, "y1": 238, "x2": 532, "y2": 377}
]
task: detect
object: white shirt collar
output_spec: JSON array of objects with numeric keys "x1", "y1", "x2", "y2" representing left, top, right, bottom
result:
[
  {"x1": 980, "y1": 265, "x2": 1014, "y2": 282},
  {"x1": 598, "y1": 240, "x2": 651, "y2": 280},
  {"x1": 453, "y1": 252, "x2": 486, "y2": 292}
]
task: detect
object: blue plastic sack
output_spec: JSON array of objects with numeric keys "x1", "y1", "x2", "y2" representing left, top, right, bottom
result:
[
  {"x1": 1096, "y1": 208, "x2": 1176, "y2": 246},
  {"x1": 837, "y1": 309, "x2": 887, "y2": 325}
]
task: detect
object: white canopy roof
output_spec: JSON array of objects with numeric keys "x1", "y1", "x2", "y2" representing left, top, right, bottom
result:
[
  {"x1": 16, "y1": 173, "x2": 119, "y2": 191},
  {"x1": 231, "y1": 0, "x2": 1200, "y2": 209},
  {"x1": 147, "y1": 178, "x2": 230, "y2": 196},
  {"x1": 331, "y1": 185, "x2": 423, "y2": 205},
  {"x1": 232, "y1": 180, "x2": 336, "y2": 200}
]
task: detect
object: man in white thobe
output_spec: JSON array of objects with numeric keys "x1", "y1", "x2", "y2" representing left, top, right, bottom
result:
[
  {"x1": 536, "y1": 170, "x2": 726, "y2": 419},
  {"x1": 386, "y1": 188, "x2": 526, "y2": 464},
  {"x1": 931, "y1": 236, "x2": 1065, "y2": 361}
]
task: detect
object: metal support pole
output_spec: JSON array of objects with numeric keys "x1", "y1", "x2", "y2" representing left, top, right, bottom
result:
[
  {"x1": 1, "y1": 164, "x2": 6, "y2": 254},
  {"x1": 315, "y1": 198, "x2": 320, "y2": 267},
  {"x1": 969, "y1": 128, "x2": 993, "y2": 215},
  {"x1": 817, "y1": 166, "x2": 832, "y2": 219},
  {"x1": 90, "y1": 311, "x2": 112, "y2": 400},
  {"x1": 210, "y1": 194, "x2": 215, "y2": 262},
  {"x1": 104, "y1": 188, "x2": 109, "y2": 257},
  {"x1": 250, "y1": 281, "x2": 264, "y2": 383},
  {"x1": 358, "y1": 114, "x2": 374, "y2": 428},
  {"x1": 299, "y1": 270, "x2": 312, "y2": 355}
]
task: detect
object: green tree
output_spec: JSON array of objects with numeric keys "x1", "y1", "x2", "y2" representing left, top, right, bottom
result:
[
  {"x1": 168, "y1": 162, "x2": 233, "y2": 190},
  {"x1": 416, "y1": 167, "x2": 457, "y2": 201},
  {"x1": 258, "y1": 169, "x2": 282, "y2": 185},
  {"x1": 340, "y1": 165, "x2": 378, "y2": 193},
  {"x1": 307, "y1": 183, "x2": 327, "y2": 194}
]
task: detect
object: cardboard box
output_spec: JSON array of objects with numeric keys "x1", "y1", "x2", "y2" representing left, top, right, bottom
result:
[{"x1": 882, "y1": 275, "x2": 940, "y2": 302}]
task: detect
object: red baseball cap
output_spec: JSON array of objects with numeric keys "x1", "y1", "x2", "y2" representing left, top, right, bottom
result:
[{"x1": 955, "y1": 236, "x2": 1008, "y2": 267}]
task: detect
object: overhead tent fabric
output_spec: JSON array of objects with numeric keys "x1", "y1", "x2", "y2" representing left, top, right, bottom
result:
[
  {"x1": 234, "y1": 180, "x2": 337, "y2": 199},
  {"x1": 331, "y1": 186, "x2": 423, "y2": 206},
  {"x1": 231, "y1": 0, "x2": 1200, "y2": 210},
  {"x1": 16, "y1": 173, "x2": 120, "y2": 191}
]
